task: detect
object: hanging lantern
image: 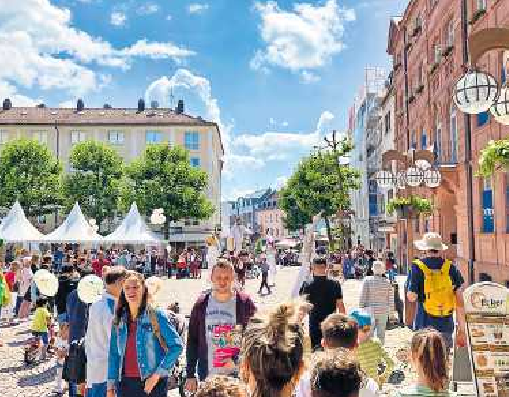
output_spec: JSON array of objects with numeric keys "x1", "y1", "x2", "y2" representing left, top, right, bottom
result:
[
  {"x1": 406, "y1": 167, "x2": 424, "y2": 187},
  {"x1": 423, "y1": 168, "x2": 442, "y2": 188},
  {"x1": 396, "y1": 171, "x2": 407, "y2": 190},
  {"x1": 415, "y1": 159, "x2": 431, "y2": 170},
  {"x1": 453, "y1": 70, "x2": 499, "y2": 114},
  {"x1": 374, "y1": 170, "x2": 395, "y2": 189},
  {"x1": 490, "y1": 87, "x2": 509, "y2": 126}
]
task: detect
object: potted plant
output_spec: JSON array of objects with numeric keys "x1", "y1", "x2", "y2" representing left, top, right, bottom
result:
[
  {"x1": 478, "y1": 139, "x2": 509, "y2": 176},
  {"x1": 387, "y1": 196, "x2": 433, "y2": 219}
]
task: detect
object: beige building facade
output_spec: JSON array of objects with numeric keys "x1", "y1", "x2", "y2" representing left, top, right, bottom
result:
[{"x1": 0, "y1": 99, "x2": 223, "y2": 245}]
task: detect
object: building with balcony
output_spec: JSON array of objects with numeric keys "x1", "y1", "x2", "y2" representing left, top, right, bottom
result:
[
  {"x1": 228, "y1": 189, "x2": 274, "y2": 233},
  {"x1": 0, "y1": 98, "x2": 223, "y2": 247},
  {"x1": 256, "y1": 191, "x2": 288, "y2": 239},
  {"x1": 386, "y1": 0, "x2": 509, "y2": 284}
]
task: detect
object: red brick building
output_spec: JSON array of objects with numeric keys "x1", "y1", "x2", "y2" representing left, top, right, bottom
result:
[{"x1": 387, "y1": 0, "x2": 509, "y2": 285}]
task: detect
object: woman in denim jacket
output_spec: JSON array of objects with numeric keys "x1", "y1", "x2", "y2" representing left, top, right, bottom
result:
[{"x1": 107, "y1": 272, "x2": 183, "y2": 397}]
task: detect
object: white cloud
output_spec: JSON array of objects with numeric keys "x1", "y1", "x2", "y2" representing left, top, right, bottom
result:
[
  {"x1": 251, "y1": 0, "x2": 355, "y2": 75},
  {"x1": 188, "y1": 3, "x2": 209, "y2": 14},
  {"x1": 300, "y1": 70, "x2": 321, "y2": 84},
  {"x1": 136, "y1": 2, "x2": 160, "y2": 15},
  {"x1": 233, "y1": 111, "x2": 334, "y2": 162},
  {"x1": 275, "y1": 175, "x2": 289, "y2": 189},
  {"x1": 0, "y1": 0, "x2": 195, "y2": 100},
  {"x1": 166, "y1": 15, "x2": 172, "y2": 21},
  {"x1": 110, "y1": 12, "x2": 127, "y2": 26}
]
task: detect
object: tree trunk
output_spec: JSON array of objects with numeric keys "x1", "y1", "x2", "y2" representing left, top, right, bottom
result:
[
  {"x1": 164, "y1": 219, "x2": 170, "y2": 240},
  {"x1": 324, "y1": 216, "x2": 333, "y2": 251}
]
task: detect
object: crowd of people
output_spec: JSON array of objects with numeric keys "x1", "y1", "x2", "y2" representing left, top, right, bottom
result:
[{"x1": 0, "y1": 229, "x2": 468, "y2": 397}]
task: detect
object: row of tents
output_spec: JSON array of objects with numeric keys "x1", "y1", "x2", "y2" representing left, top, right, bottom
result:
[{"x1": 0, "y1": 201, "x2": 160, "y2": 244}]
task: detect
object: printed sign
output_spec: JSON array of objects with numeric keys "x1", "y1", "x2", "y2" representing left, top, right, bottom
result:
[{"x1": 463, "y1": 282, "x2": 509, "y2": 397}]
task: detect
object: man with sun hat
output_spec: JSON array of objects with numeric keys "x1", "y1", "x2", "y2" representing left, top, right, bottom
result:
[{"x1": 406, "y1": 232, "x2": 466, "y2": 349}]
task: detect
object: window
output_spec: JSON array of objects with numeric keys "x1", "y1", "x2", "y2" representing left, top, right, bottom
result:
[
  {"x1": 435, "y1": 113, "x2": 442, "y2": 161},
  {"x1": 379, "y1": 195, "x2": 385, "y2": 214},
  {"x1": 185, "y1": 131, "x2": 200, "y2": 150},
  {"x1": 269, "y1": 214, "x2": 273, "y2": 223},
  {"x1": 477, "y1": 111, "x2": 489, "y2": 127},
  {"x1": 502, "y1": 51, "x2": 509, "y2": 85},
  {"x1": 411, "y1": 129, "x2": 417, "y2": 149},
  {"x1": 415, "y1": 218, "x2": 420, "y2": 233},
  {"x1": 418, "y1": 63, "x2": 424, "y2": 86},
  {"x1": 450, "y1": 104, "x2": 458, "y2": 163},
  {"x1": 446, "y1": 20, "x2": 454, "y2": 47},
  {"x1": 71, "y1": 130, "x2": 87, "y2": 144},
  {"x1": 108, "y1": 130, "x2": 124, "y2": 144},
  {"x1": 482, "y1": 177, "x2": 494, "y2": 233},
  {"x1": 434, "y1": 43, "x2": 442, "y2": 63},
  {"x1": 384, "y1": 112, "x2": 390, "y2": 134},
  {"x1": 0, "y1": 130, "x2": 7, "y2": 144},
  {"x1": 477, "y1": 0, "x2": 487, "y2": 11},
  {"x1": 31, "y1": 130, "x2": 48, "y2": 144},
  {"x1": 421, "y1": 128, "x2": 428, "y2": 149},
  {"x1": 145, "y1": 130, "x2": 162, "y2": 143},
  {"x1": 190, "y1": 157, "x2": 201, "y2": 168},
  {"x1": 425, "y1": 219, "x2": 430, "y2": 232}
]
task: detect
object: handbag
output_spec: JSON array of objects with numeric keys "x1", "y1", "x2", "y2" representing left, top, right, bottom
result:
[{"x1": 63, "y1": 340, "x2": 87, "y2": 383}]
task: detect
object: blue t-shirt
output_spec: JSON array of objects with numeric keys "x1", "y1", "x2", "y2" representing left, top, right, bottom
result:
[{"x1": 408, "y1": 257, "x2": 464, "y2": 334}]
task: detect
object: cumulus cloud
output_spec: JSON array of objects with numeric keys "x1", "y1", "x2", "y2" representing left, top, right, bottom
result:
[
  {"x1": 0, "y1": 0, "x2": 195, "y2": 100},
  {"x1": 188, "y1": 3, "x2": 210, "y2": 14},
  {"x1": 300, "y1": 70, "x2": 321, "y2": 84},
  {"x1": 111, "y1": 12, "x2": 127, "y2": 26},
  {"x1": 136, "y1": 2, "x2": 160, "y2": 15},
  {"x1": 233, "y1": 110, "x2": 335, "y2": 162},
  {"x1": 251, "y1": 0, "x2": 355, "y2": 78}
]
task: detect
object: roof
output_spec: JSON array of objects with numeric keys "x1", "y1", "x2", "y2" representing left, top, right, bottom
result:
[
  {"x1": 0, "y1": 106, "x2": 223, "y2": 153},
  {"x1": 0, "y1": 201, "x2": 44, "y2": 243}
]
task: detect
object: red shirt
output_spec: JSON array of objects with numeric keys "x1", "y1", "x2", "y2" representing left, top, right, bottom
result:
[
  {"x1": 92, "y1": 259, "x2": 110, "y2": 277},
  {"x1": 123, "y1": 321, "x2": 141, "y2": 378},
  {"x1": 4, "y1": 271, "x2": 16, "y2": 290}
]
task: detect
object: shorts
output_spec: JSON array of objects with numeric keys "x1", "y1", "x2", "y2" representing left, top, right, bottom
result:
[{"x1": 32, "y1": 331, "x2": 49, "y2": 345}]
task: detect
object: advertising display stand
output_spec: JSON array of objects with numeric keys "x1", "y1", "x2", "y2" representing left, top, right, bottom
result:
[{"x1": 463, "y1": 282, "x2": 509, "y2": 396}]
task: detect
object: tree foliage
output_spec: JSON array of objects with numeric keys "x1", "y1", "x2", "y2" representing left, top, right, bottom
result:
[
  {"x1": 120, "y1": 144, "x2": 214, "y2": 237},
  {"x1": 280, "y1": 139, "x2": 360, "y2": 245},
  {"x1": 62, "y1": 141, "x2": 124, "y2": 230},
  {"x1": 0, "y1": 138, "x2": 63, "y2": 217}
]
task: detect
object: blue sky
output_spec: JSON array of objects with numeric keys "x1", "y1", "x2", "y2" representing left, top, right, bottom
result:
[{"x1": 0, "y1": 0, "x2": 408, "y2": 200}]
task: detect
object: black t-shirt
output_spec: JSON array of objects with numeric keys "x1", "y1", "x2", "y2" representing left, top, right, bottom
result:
[{"x1": 300, "y1": 276, "x2": 343, "y2": 323}]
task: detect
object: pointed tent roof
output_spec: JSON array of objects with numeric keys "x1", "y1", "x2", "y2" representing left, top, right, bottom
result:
[
  {"x1": 42, "y1": 203, "x2": 103, "y2": 243},
  {"x1": 103, "y1": 202, "x2": 160, "y2": 245},
  {"x1": 0, "y1": 201, "x2": 44, "y2": 242}
]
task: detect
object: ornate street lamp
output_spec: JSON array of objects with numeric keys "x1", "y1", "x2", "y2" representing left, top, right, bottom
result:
[
  {"x1": 453, "y1": 69, "x2": 499, "y2": 114},
  {"x1": 406, "y1": 166, "x2": 424, "y2": 187},
  {"x1": 490, "y1": 86, "x2": 509, "y2": 125},
  {"x1": 374, "y1": 170, "x2": 395, "y2": 189}
]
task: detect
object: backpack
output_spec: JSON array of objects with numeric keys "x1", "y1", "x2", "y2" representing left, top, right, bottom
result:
[{"x1": 413, "y1": 259, "x2": 456, "y2": 317}]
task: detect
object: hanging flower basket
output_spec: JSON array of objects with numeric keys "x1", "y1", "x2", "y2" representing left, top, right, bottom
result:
[
  {"x1": 387, "y1": 196, "x2": 432, "y2": 219},
  {"x1": 478, "y1": 139, "x2": 509, "y2": 176}
]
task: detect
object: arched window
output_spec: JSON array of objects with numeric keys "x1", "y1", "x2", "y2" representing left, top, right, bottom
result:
[
  {"x1": 450, "y1": 104, "x2": 458, "y2": 163},
  {"x1": 446, "y1": 20, "x2": 454, "y2": 47},
  {"x1": 421, "y1": 128, "x2": 427, "y2": 149}
]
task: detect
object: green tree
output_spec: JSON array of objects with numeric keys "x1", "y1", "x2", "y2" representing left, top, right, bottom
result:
[
  {"x1": 120, "y1": 144, "x2": 214, "y2": 238},
  {"x1": 0, "y1": 138, "x2": 62, "y2": 217},
  {"x1": 280, "y1": 139, "x2": 360, "y2": 247},
  {"x1": 62, "y1": 141, "x2": 124, "y2": 231}
]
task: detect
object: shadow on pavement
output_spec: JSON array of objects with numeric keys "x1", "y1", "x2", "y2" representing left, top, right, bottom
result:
[
  {"x1": 18, "y1": 365, "x2": 56, "y2": 387},
  {"x1": 8, "y1": 338, "x2": 30, "y2": 347}
]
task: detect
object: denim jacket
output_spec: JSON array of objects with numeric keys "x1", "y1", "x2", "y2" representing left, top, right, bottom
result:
[{"x1": 107, "y1": 308, "x2": 183, "y2": 389}]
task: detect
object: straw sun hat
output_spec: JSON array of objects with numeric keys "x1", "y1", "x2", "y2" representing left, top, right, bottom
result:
[{"x1": 414, "y1": 232, "x2": 448, "y2": 251}]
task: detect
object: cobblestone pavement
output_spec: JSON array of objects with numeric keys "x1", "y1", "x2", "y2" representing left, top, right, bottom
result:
[{"x1": 0, "y1": 267, "x2": 413, "y2": 396}]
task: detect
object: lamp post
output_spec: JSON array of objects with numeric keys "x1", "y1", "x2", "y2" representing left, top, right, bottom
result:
[{"x1": 453, "y1": 1, "x2": 509, "y2": 284}]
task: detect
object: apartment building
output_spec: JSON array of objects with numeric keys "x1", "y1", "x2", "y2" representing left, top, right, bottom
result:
[
  {"x1": 0, "y1": 98, "x2": 223, "y2": 246},
  {"x1": 387, "y1": 0, "x2": 509, "y2": 283},
  {"x1": 256, "y1": 191, "x2": 288, "y2": 239}
]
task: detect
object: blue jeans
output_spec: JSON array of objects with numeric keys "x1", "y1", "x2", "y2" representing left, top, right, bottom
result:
[
  {"x1": 87, "y1": 382, "x2": 107, "y2": 397},
  {"x1": 15, "y1": 295, "x2": 23, "y2": 316},
  {"x1": 32, "y1": 331, "x2": 48, "y2": 346},
  {"x1": 119, "y1": 377, "x2": 167, "y2": 397},
  {"x1": 69, "y1": 382, "x2": 78, "y2": 397}
]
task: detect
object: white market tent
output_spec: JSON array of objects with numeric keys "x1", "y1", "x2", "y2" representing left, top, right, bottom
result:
[
  {"x1": 103, "y1": 202, "x2": 160, "y2": 245},
  {"x1": 0, "y1": 201, "x2": 44, "y2": 243},
  {"x1": 42, "y1": 203, "x2": 103, "y2": 243}
]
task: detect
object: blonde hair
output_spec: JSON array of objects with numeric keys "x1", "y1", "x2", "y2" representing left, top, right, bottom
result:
[
  {"x1": 411, "y1": 328, "x2": 449, "y2": 392},
  {"x1": 242, "y1": 303, "x2": 304, "y2": 397}
]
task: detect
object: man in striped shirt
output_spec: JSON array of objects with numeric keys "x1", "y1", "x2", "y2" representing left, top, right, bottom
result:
[{"x1": 358, "y1": 260, "x2": 394, "y2": 345}]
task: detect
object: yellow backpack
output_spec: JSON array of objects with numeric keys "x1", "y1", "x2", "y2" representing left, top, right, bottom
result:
[{"x1": 413, "y1": 259, "x2": 456, "y2": 317}]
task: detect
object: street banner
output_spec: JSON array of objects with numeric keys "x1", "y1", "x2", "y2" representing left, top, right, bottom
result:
[{"x1": 463, "y1": 282, "x2": 509, "y2": 397}]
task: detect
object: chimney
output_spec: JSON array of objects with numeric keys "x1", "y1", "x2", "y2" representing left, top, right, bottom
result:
[
  {"x1": 76, "y1": 99, "x2": 85, "y2": 112},
  {"x1": 150, "y1": 100, "x2": 159, "y2": 109},
  {"x1": 2, "y1": 98, "x2": 12, "y2": 111},
  {"x1": 176, "y1": 99, "x2": 184, "y2": 114},
  {"x1": 137, "y1": 99, "x2": 146, "y2": 112}
]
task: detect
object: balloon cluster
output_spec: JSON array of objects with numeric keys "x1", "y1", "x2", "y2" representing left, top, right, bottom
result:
[
  {"x1": 89, "y1": 218, "x2": 99, "y2": 233},
  {"x1": 150, "y1": 208, "x2": 166, "y2": 225}
]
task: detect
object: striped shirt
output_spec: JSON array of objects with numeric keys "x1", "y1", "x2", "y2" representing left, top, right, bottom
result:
[
  {"x1": 357, "y1": 339, "x2": 394, "y2": 385},
  {"x1": 359, "y1": 276, "x2": 394, "y2": 316},
  {"x1": 396, "y1": 385, "x2": 454, "y2": 396}
]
